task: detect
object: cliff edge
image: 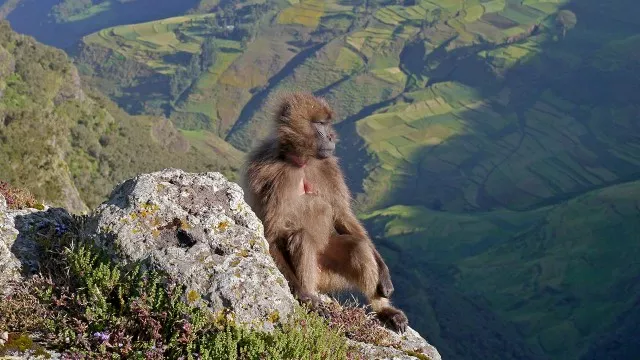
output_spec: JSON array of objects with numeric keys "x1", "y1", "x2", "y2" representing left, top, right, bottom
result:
[{"x1": 0, "y1": 169, "x2": 440, "y2": 360}]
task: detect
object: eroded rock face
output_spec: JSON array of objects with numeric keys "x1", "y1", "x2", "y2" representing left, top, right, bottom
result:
[
  {"x1": 85, "y1": 169, "x2": 296, "y2": 331},
  {"x1": 0, "y1": 197, "x2": 73, "y2": 294}
]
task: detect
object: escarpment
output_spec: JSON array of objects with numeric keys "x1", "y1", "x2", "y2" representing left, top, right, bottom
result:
[{"x1": 0, "y1": 169, "x2": 441, "y2": 360}]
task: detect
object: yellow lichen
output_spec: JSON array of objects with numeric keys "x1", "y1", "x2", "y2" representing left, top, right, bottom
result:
[
  {"x1": 216, "y1": 220, "x2": 230, "y2": 232},
  {"x1": 186, "y1": 289, "x2": 200, "y2": 304},
  {"x1": 179, "y1": 219, "x2": 191, "y2": 230},
  {"x1": 267, "y1": 310, "x2": 280, "y2": 323}
]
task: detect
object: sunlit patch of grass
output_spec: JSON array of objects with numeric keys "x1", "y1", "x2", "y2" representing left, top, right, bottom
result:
[
  {"x1": 482, "y1": 0, "x2": 506, "y2": 13},
  {"x1": 62, "y1": 1, "x2": 112, "y2": 23},
  {"x1": 277, "y1": 0, "x2": 325, "y2": 28},
  {"x1": 82, "y1": 14, "x2": 217, "y2": 73},
  {"x1": 335, "y1": 47, "x2": 364, "y2": 72},
  {"x1": 371, "y1": 67, "x2": 407, "y2": 85}
]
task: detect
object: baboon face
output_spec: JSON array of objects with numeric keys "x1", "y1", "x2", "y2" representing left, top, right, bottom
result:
[
  {"x1": 276, "y1": 93, "x2": 338, "y2": 160},
  {"x1": 311, "y1": 116, "x2": 336, "y2": 159}
]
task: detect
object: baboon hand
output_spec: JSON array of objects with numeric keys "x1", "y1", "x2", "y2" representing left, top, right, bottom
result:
[{"x1": 378, "y1": 307, "x2": 409, "y2": 334}]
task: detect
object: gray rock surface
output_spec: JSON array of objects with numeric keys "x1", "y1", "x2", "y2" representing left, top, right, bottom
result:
[
  {"x1": 349, "y1": 326, "x2": 442, "y2": 360},
  {"x1": 0, "y1": 197, "x2": 72, "y2": 294},
  {"x1": 0, "y1": 332, "x2": 61, "y2": 359},
  {"x1": 0, "y1": 44, "x2": 15, "y2": 80},
  {"x1": 54, "y1": 66, "x2": 86, "y2": 104},
  {"x1": 85, "y1": 168, "x2": 297, "y2": 331}
]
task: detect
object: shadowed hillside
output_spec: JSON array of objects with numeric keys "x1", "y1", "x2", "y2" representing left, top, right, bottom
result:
[{"x1": 354, "y1": 0, "x2": 640, "y2": 359}]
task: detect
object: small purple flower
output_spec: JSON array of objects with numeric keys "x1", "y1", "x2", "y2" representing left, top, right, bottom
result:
[
  {"x1": 54, "y1": 223, "x2": 68, "y2": 236},
  {"x1": 93, "y1": 331, "x2": 110, "y2": 343}
]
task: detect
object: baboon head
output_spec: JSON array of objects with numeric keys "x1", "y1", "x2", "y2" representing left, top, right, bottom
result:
[{"x1": 273, "y1": 92, "x2": 337, "y2": 162}]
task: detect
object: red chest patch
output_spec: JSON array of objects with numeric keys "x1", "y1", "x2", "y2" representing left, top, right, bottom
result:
[
  {"x1": 304, "y1": 179, "x2": 313, "y2": 194},
  {"x1": 297, "y1": 176, "x2": 315, "y2": 195}
]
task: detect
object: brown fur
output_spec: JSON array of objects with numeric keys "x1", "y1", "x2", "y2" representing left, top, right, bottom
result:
[{"x1": 242, "y1": 92, "x2": 408, "y2": 332}]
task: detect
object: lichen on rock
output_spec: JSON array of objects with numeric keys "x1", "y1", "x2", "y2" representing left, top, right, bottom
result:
[
  {"x1": 348, "y1": 326, "x2": 442, "y2": 360},
  {"x1": 84, "y1": 168, "x2": 297, "y2": 332}
]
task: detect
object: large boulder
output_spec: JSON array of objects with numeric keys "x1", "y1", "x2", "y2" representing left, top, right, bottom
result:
[{"x1": 84, "y1": 169, "x2": 297, "y2": 332}]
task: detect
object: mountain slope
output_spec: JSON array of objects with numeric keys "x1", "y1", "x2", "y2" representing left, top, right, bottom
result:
[
  {"x1": 362, "y1": 180, "x2": 640, "y2": 359},
  {"x1": 0, "y1": 21, "x2": 241, "y2": 211}
]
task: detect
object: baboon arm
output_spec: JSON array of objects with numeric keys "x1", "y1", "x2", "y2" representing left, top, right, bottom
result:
[
  {"x1": 334, "y1": 208, "x2": 368, "y2": 238},
  {"x1": 246, "y1": 162, "x2": 308, "y2": 296},
  {"x1": 269, "y1": 241, "x2": 303, "y2": 295}
]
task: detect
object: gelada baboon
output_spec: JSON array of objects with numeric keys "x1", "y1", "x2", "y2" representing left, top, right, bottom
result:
[{"x1": 242, "y1": 92, "x2": 408, "y2": 332}]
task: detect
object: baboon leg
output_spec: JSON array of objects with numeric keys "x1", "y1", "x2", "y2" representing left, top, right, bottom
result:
[
  {"x1": 369, "y1": 296, "x2": 408, "y2": 333},
  {"x1": 318, "y1": 234, "x2": 408, "y2": 333},
  {"x1": 318, "y1": 234, "x2": 379, "y2": 295}
]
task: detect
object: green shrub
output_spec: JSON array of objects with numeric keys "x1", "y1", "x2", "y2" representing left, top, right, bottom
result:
[
  {"x1": 0, "y1": 216, "x2": 352, "y2": 359},
  {"x1": 0, "y1": 180, "x2": 44, "y2": 210}
]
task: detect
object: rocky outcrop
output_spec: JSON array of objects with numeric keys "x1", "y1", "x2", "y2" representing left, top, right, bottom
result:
[
  {"x1": 54, "y1": 66, "x2": 86, "y2": 104},
  {"x1": 0, "y1": 170, "x2": 441, "y2": 359},
  {"x1": 84, "y1": 169, "x2": 297, "y2": 332}
]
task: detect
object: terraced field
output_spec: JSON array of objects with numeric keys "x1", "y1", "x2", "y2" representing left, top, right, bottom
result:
[
  {"x1": 5, "y1": 0, "x2": 640, "y2": 359},
  {"x1": 84, "y1": 14, "x2": 222, "y2": 74}
]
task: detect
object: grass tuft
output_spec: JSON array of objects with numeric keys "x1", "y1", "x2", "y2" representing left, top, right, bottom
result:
[{"x1": 318, "y1": 299, "x2": 398, "y2": 348}]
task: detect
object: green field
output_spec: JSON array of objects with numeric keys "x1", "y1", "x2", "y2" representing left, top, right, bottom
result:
[
  {"x1": 278, "y1": 0, "x2": 325, "y2": 28},
  {"x1": 84, "y1": 14, "x2": 219, "y2": 74}
]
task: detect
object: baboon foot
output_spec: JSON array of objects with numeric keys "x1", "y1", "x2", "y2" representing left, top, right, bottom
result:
[{"x1": 296, "y1": 291, "x2": 329, "y2": 318}]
